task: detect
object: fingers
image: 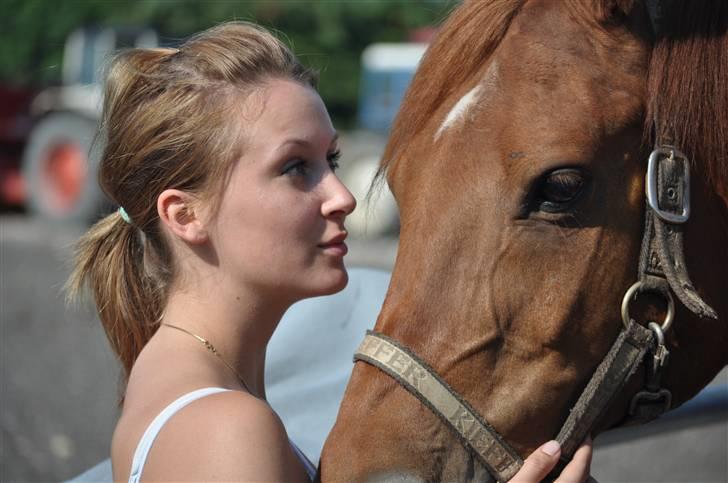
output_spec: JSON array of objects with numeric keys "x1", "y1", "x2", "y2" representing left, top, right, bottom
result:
[
  {"x1": 508, "y1": 440, "x2": 561, "y2": 483},
  {"x1": 508, "y1": 438, "x2": 596, "y2": 483},
  {"x1": 556, "y1": 437, "x2": 594, "y2": 483}
]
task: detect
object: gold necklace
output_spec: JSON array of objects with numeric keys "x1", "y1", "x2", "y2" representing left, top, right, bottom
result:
[{"x1": 161, "y1": 323, "x2": 252, "y2": 394}]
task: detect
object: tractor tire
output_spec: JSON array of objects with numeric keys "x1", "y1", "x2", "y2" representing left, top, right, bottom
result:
[{"x1": 22, "y1": 112, "x2": 105, "y2": 223}]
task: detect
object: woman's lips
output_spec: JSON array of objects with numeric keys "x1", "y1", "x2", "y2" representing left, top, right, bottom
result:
[
  {"x1": 319, "y1": 241, "x2": 348, "y2": 256},
  {"x1": 319, "y1": 231, "x2": 348, "y2": 256}
]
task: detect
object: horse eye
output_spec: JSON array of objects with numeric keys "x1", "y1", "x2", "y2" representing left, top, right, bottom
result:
[{"x1": 538, "y1": 168, "x2": 585, "y2": 212}]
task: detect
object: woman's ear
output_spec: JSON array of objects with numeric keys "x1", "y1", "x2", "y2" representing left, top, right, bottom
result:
[{"x1": 157, "y1": 189, "x2": 209, "y2": 244}]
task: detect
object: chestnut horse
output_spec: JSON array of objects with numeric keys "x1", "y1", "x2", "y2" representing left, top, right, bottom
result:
[{"x1": 321, "y1": 0, "x2": 727, "y2": 481}]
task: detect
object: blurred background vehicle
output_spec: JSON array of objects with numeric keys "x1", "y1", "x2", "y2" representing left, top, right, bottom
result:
[
  {"x1": 21, "y1": 27, "x2": 158, "y2": 222},
  {"x1": 0, "y1": 85, "x2": 35, "y2": 209}
]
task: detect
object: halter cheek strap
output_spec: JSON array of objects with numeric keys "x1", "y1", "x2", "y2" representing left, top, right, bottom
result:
[{"x1": 639, "y1": 146, "x2": 716, "y2": 320}]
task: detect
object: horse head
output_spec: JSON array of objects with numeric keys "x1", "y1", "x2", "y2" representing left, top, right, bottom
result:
[{"x1": 322, "y1": 0, "x2": 728, "y2": 481}]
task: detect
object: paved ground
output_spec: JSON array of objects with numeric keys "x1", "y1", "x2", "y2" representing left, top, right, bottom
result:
[
  {"x1": 1, "y1": 215, "x2": 725, "y2": 482},
  {"x1": 1, "y1": 216, "x2": 118, "y2": 482}
]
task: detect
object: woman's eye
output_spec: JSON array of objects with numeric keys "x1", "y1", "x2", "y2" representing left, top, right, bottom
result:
[
  {"x1": 282, "y1": 151, "x2": 341, "y2": 177},
  {"x1": 282, "y1": 160, "x2": 308, "y2": 176},
  {"x1": 538, "y1": 168, "x2": 586, "y2": 212},
  {"x1": 327, "y1": 150, "x2": 342, "y2": 172}
]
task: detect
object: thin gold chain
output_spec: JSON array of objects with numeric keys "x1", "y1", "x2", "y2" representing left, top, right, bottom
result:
[{"x1": 161, "y1": 323, "x2": 252, "y2": 394}]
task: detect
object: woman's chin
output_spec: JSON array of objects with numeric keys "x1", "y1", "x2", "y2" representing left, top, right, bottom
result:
[{"x1": 308, "y1": 266, "x2": 349, "y2": 297}]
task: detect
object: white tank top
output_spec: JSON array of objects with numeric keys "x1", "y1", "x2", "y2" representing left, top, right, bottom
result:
[{"x1": 128, "y1": 387, "x2": 316, "y2": 482}]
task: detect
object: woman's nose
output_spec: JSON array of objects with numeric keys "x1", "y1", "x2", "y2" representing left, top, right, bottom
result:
[{"x1": 322, "y1": 173, "x2": 357, "y2": 218}]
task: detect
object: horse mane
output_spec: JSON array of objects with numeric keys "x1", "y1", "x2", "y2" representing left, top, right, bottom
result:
[
  {"x1": 377, "y1": 0, "x2": 728, "y2": 200},
  {"x1": 645, "y1": 0, "x2": 728, "y2": 198}
]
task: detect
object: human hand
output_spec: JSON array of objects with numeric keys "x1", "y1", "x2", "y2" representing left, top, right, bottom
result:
[{"x1": 508, "y1": 437, "x2": 595, "y2": 483}]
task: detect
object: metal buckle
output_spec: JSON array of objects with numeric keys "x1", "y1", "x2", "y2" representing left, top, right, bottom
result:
[{"x1": 646, "y1": 146, "x2": 690, "y2": 223}]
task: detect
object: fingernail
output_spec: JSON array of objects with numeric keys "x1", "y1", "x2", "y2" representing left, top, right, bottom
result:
[{"x1": 541, "y1": 440, "x2": 561, "y2": 456}]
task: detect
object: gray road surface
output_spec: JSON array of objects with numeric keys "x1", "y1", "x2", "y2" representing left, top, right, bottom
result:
[{"x1": 1, "y1": 215, "x2": 726, "y2": 482}]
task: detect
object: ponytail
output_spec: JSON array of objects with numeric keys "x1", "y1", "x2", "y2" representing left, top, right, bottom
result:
[{"x1": 66, "y1": 211, "x2": 165, "y2": 379}]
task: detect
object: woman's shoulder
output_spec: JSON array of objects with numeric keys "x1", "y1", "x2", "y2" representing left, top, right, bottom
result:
[
  {"x1": 115, "y1": 388, "x2": 305, "y2": 482},
  {"x1": 180, "y1": 387, "x2": 286, "y2": 437},
  {"x1": 160, "y1": 388, "x2": 289, "y2": 447}
]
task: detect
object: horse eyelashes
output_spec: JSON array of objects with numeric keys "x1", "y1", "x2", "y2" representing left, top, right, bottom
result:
[
  {"x1": 542, "y1": 170, "x2": 585, "y2": 203},
  {"x1": 536, "y1": 168, "x2": 587, "y2": 213}
]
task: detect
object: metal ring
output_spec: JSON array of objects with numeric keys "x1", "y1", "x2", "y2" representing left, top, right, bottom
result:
[{"x1": 620, "y1": 281, "x2": 674, "y2": 332}]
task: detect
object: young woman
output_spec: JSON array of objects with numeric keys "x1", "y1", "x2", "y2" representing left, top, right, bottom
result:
[{"x1": 68, "y1": 22, "x2": 593, "y2": 482}]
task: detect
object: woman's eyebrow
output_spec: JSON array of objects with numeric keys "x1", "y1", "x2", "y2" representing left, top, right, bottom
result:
[{"x1": 276, "y1": 132, "x2": 339, "y2": 151}]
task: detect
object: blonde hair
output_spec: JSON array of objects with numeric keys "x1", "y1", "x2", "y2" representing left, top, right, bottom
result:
[{"x1": 66, "y1": 22, "x2": 317, "y2": 381}]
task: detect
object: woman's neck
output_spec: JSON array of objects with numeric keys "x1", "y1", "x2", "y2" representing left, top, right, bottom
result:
[{"x1": 160, "y1": 281, "x2": 292, "y2": 399}]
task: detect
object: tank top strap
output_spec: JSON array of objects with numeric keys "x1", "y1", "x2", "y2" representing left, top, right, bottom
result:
[
  {"x1": 128, "y1": 387, "x2": 231, "y2": 483},
  {"x1": 290, "y1": 440, "x2": 317, "y2": 480}
]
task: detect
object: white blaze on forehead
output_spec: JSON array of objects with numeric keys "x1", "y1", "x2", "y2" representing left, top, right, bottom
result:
[
  {"x1": 434, "y1": 60, "x2": 499, "y2": 142},
  {"x1": 435, "y1": 85, "x2": 483, "y2": 141}
]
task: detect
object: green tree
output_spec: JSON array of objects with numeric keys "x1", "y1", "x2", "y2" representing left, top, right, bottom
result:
[{"x1": 0, "y1": 0, "x2": 457, "y2": 123}]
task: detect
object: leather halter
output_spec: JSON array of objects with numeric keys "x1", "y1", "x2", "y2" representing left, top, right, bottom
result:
[
  {"x1": 354, "y1": 141, "x2": 717, "y2": 482},
  {"x1": 353, "y1": 4, "x2": 718, "y2": 481}
]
